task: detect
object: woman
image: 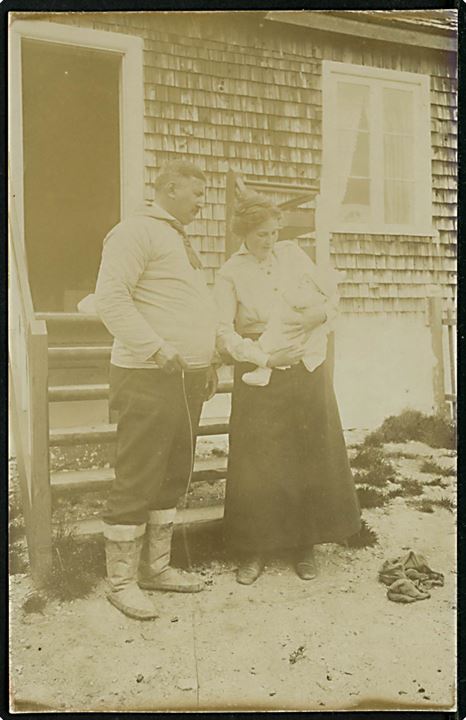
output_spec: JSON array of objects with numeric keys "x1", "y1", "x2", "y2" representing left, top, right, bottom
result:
[{"x1": 214, "y1": 194, "x2": 361, "y2": 585}]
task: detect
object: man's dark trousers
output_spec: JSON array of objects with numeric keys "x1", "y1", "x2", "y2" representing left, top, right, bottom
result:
[{"x1": 103, "y1": 365, "x2": 207, "y2": 526}]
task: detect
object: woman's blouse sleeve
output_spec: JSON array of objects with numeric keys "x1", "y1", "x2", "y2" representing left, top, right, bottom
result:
[
  {"x1": 291, "y1": 244, "x2": 340, "y2": 329},
  {"x1": 213, "y1": 271, "x2": 270, "y2": 367}
]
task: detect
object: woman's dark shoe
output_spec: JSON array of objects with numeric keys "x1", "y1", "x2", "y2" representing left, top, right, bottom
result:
[
  {"x1": 236, "y1": 556, "x2": 264, "y2": 585},
  {"x1": 296, "y1": 546, "x2": 317, "y2": 580}
]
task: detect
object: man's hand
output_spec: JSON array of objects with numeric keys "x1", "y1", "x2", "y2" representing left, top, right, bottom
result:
[
  {"x1": 282, "y1": 303, "x2": 327, "y2": 337},
  {"x1": 205, "y1": 366, "x2": 218, "y2": 400},
  {"x1": 152, "y1": 343, "x2": 189, "y2": 374}
]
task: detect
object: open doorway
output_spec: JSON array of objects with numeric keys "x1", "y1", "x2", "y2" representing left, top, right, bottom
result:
[{"x1": 21, "y1": 39, "x2": 121, "y2": 311}]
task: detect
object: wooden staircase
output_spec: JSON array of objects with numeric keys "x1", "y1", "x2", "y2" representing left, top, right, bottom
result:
[{"x1": 41, "y1": 312, "x2": 231, "y2": 530}]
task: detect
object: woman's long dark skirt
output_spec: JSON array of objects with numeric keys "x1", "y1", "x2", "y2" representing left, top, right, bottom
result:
[{"x1": 224, "y1": 360, "x2": 361, "y2": 553}]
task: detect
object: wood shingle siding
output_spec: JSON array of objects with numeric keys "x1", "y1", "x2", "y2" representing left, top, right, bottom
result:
[{"x1": 46, "y1": 11, "x2": 456, "y2": 313}]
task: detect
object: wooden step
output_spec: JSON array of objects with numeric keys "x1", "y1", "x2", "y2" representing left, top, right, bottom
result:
[
  {"x1": 48, "y1": 345, "x2": 111, "y2": 369},
  {"x1": 51, "y1": 455, "x2": 228, "y2": 495},
  {"x1": 48, "y1": 379, "x2": 233, "y2": 403},
  {"x1": 37, "y1": 312, "x2": 112, "y2": 346},
  {"x1": 50, "y1": 423, "x2": 116, "y2": 445},
  {"x1": 49, "y1": 383, "x2": 109, "y2": 402},
  {"x1": 49, "y1": 415, "x2": 230, "y2": 446},
  {"x1": 70, "y1": 503, "x2": 224, "y2": 537}
]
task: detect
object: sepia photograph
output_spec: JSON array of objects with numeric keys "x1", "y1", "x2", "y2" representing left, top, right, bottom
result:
[{"x1": 8, "y1": 8, "x2": 457, "y2": 712}]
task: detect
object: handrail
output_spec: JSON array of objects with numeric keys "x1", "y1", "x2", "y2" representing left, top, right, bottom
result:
[
  {"x1": 8, "y1": 185, "x2": 35, "y2": 328},
  {"x1": 9, "y1": 163, "x2": 52, "y2": 582}
]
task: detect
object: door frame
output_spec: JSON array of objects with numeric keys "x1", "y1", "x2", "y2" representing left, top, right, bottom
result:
[{"x1": 9, "y1": 19, "x2": 145, "y2": 248}]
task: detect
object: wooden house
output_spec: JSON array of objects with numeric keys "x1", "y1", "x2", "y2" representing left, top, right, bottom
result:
[
  {"x1": 10, "y1": 10, "x2": 457, "y2": 431},
  {"x1": 9, "y1": 9, "x2": 457, "y2": 578}
]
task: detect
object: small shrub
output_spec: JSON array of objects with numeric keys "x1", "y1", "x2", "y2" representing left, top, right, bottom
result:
[
  {"x1": 43, "y1": 526, "x2": 104, "y2": 601},
  {"x1": 413, "y1": 499, "x2": 435, "y2": 514},
  {"x1": 356, "y1": 487, "x2": 387, "y2": 509},
  {"x1": 347, "y1": 519, "x2": 378, "y2": 548},
  {"x1": 351, "y1": 446, "x2": 386, "y2": 470},
  {"x1": 420, "y1": 459, "x2": 455, "y2": 477},
  {"x1": 363, "y1": 430, "x2": 384, "y2": 447},
  {"x1": 350, "y1": 447, "x2": 397, "y2": 488},
  {"x1": 426, "y1": 477, "x2": 449, "y2": 488},
  {"x1": 400, "y1": 479, "x2": 424, "y2": 497},
  {"x1": 364, "y1": 410, "x2": 456, "y2": 450},
  {"x1": 387, "y1": 487, "x2": 404, "y2": 499},
  {"x1": 433, "y1": 496, "x2": 455, "y2": 513}
]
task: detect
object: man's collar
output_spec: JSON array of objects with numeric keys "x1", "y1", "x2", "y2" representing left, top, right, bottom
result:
[{"x1": 135, "y1": 201, "x2": 179, "y2": 223}]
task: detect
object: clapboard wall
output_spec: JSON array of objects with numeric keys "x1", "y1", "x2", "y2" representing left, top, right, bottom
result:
[{"x1": 46, "y1": 11, "x2": 457, "y2": 315}]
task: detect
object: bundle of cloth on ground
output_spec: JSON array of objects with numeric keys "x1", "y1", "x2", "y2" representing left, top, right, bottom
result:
[{"x1": 379, "y1": 551, "x2": 444, "y2": 603}]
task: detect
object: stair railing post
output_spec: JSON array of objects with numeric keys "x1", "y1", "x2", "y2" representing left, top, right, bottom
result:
[
  {"x1": 427, "y1": 296, "x2": 448, "y2": 418},
  {"x1": 27, "y1": 322, "x2": 52, "y2": 583}
]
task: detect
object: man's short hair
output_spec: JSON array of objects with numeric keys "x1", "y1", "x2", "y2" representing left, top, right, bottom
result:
[{"x1": 153, "y1": 160, "x2": 206, "y2": 190}]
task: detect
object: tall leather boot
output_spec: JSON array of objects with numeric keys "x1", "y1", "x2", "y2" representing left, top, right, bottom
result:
[
  {"x1": 138, "y1": 509, "x2": 204, "y2": 593},
  {"x1": 103, "y1": 522, "x2": 159, "y2": 620}
]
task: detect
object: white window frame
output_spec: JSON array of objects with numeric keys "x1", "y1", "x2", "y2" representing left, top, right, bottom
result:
[
  {"x1": 321, "y1": 60, "x2": 434, "y2": 236},
  {"x1": 9, "y1": 20, "x2": 145, "y2": 249}
]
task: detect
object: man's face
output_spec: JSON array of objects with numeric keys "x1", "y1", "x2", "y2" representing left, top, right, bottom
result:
[{"x1": 169, "y1": 176, "x2": 205, "y2": 226}]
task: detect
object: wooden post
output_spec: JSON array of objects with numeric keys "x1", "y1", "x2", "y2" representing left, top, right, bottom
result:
[
  {"x1": 225, "y1": 169, "x2": 238, "y2": 260},
  {"x1": 427, "y1": 297, "x2": 448, "y2": 417},
  {"x1": 446, "y1": 307, "x2": 457, "y2": 418},
  {"x1": 27, "y1": 325, "x2": 53, "y2": 583},
  {"x1": 314, "y1": 193, "x2": 331, "y2": 268}
]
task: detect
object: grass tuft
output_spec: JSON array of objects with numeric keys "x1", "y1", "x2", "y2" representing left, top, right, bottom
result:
[
  {"x1": 434, "y1": 496, "x2": 455, "y2": 513},
  {"x1": 400, "y1": 478, "x2": 424, "y2": 497},
  {"x1": 347, "y1": 519, "x2": 379, "y2": 548},
  {"x1": 420, "y1": 459, "x2": 455, "y2": 477},
  {"x1": 426, "y1": 477, "x2": 449, "y2": 488},
  {"x1": 43, "y1": 525, "x2": 105, "y2": 601},
  {"x1": 356, "y1": 487, "x2": 387, "y2": 509},
  {"x1": 351, "y1": 447, "x2": 397, "y2": 487},
  {"x1": 412, "y1": 499, "x2": 435, "y2": 514}
]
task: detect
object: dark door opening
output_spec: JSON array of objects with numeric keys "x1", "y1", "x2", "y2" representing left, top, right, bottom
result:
[{"x1": 22, "y1": 39, "x2": 121, "y2": 311}]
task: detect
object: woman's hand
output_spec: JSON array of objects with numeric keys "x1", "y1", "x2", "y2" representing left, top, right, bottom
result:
[
  {"x1": 282, "y1": 303, "x2": 327, "y2": 337},
  {"x1": 266, "y1": 345, "x2": 305, "y2": 368}
]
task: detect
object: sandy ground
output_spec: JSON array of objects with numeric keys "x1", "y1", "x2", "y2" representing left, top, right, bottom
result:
[{"x1": 9, "y1": 442, "x2": 456, "y2": 713}]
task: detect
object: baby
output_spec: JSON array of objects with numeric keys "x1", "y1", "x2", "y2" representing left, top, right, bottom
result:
[{"x1": 242, "y1": 273, "x2": 330, "y2": 387}]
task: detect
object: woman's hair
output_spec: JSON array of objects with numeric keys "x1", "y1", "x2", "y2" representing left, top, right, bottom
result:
[{"x1": 232, "y1": 193, "x2": 281, "y2": 237}]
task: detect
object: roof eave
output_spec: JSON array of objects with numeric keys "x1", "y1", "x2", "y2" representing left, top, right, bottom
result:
[{"x1": 265, "y1": 11, "x2": 457, "y2": 53}]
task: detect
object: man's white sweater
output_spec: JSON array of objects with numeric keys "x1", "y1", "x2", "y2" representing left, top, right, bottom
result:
[{"x1": 94, "y1": 203, "x2": 217, "y2": 370}]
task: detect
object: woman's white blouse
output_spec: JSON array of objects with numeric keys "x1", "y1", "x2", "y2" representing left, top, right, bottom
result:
[{"x1": 214, "y1": 240, "x2": 340, "y2": 368}]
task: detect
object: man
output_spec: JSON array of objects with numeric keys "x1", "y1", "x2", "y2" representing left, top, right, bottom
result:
[{"x1": 95, "y1": 160, "x2": 218, "y2": 620}]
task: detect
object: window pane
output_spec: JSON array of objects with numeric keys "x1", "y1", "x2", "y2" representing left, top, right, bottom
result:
[
  {"x1": 384, "y1": 135, "x2": 414, "y2": 180},
  {"x1": 337, "y1": 129, "x2": 370, "y2": 177},
  {"x1": 384, "y1": 180, "x2": 414, "y2": 224},
  {"x1": 335, "y1": 82, "x2": 371, "y2": 223},
  {"x1": 337, "y1": 82, "x2": 370, "y2": 130},
  {"x1": 339, "y1": 179, "x2": 371, "y2": 224},
  {"x1": 383, "y1": 87, "x2": 414, "y2": 134}
]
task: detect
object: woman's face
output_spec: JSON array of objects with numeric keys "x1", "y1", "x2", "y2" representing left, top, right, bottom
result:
[{"x1": 244, "y1": 217, "x2": 280, "y2": 261}]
